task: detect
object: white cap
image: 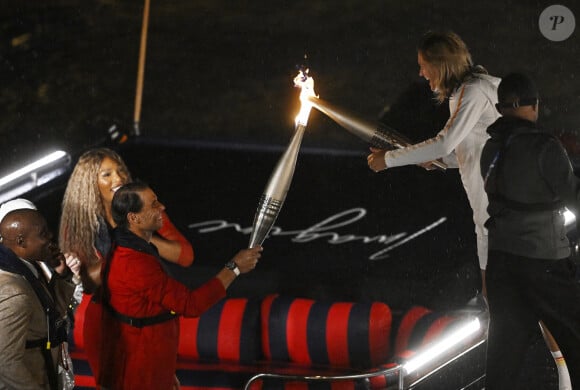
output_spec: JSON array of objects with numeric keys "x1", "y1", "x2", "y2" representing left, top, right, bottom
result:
[{"x1": 0, "y1": 198, "x2": 37, "y2": 223}]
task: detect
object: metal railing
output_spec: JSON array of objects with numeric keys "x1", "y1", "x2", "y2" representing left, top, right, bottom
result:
[
  {"x1": 243, "y1": 306, "x2": 488, "y2": 390},
  {"x1": 243, "y1": 364, "x2": 405, "y2": 390}
]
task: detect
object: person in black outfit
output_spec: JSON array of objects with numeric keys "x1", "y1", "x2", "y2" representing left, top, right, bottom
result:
[{"x1": 481, "y1": 72, "x2": 580, "y2": 389}]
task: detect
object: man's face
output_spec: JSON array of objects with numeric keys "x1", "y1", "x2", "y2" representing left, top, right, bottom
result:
[
  {"x1": 23, "y1": 215, "x2": 53, "y2": 263},
  {"x1": 132, "y1": 188, "x2": 165, "y2": 233}
]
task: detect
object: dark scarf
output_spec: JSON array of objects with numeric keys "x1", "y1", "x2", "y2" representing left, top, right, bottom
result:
[{"x1": 113, "y1": 227, "x2": 160, "y2": 258}]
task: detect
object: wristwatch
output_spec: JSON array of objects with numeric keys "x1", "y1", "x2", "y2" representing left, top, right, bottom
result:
[{"x1": 225, "y1": 260, "x2": 240, "y2": 276}]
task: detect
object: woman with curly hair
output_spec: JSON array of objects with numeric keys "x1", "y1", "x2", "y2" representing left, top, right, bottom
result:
[{"x1": 59, "y1": 147, "x2": 194, "y2": 381}]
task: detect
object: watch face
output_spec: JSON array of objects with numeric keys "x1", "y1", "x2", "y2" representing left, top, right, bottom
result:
[
  {"x1": 226, "y1": 261, "x2": 236, "y2": 270},
  {"x1": 225, "y1": 260, "x2": 240, "y2": 276}
]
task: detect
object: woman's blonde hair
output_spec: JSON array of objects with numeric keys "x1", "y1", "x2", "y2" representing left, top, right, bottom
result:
[
  {"x1": 418, "y1": 31, "x2": 485, "y2": 103},
  {"x1": 59, "y1": 148, "x2": 130, "y2": 264}
]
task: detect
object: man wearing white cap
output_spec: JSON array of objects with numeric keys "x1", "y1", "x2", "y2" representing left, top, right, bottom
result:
[
  {"x1": 0, "y1": 199, "x2": 82, "y2": 283},
  {"x1": 0, "y1": 199, "x2": 78, "y2": 389},
  {"x1": 0, "y1": 198, "x2": 38, "y2": 221}
]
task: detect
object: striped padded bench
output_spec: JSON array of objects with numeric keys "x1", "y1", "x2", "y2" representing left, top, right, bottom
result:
[{"x1": 69, "y1": 295, "x2": 462, "y2": 389}]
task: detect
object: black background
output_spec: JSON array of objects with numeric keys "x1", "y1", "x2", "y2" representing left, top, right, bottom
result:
[{"x1": 33, "y1": 138, "x2": 480, "y2": 310}]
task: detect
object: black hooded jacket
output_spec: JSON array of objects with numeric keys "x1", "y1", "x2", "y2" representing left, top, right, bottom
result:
[{"x1": 480, "y1": 116, "x2": 580, "y2": 259}]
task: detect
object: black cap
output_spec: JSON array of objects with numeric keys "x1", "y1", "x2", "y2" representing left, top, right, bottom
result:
[{"x1": 496, "y1": 72, "x2": 539, "y2": 109}]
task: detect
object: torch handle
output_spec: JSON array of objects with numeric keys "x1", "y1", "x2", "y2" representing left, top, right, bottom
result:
[
  {"x1": 248, "y1": 123, "x2": 307, "y2": 248},
  {"x1": 307, "y1": 96, "x2": 447, "y2": 171},
  {"x1": 372, "y1": 125, "x2": 448, "y2": 171}
]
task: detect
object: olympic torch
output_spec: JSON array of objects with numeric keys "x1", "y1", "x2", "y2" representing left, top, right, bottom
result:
[
  {"x1": 247, "y1": 70, "x2": 315, "y2": 248},
  {"x1": 296, "y1": 87, "x2": 447, "y2": 170}
]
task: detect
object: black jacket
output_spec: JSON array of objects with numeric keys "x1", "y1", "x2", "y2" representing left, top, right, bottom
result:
[{"x1": 481, "y1": 116, "x2": 580, "y2": 259}]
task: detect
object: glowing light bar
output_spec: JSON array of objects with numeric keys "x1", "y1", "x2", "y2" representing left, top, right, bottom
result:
[
  {"x1": 403, "y1": 317, "x2": 481, "y2": 375},
  {"x1": 0, "y1": 150, "x2": 71, "y2": 204},
  {"x1": 563, "y1": 208, "x2": 576, "y2": 227}
]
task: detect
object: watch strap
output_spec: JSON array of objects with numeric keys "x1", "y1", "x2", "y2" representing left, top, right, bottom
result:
[{"x1": 225, "y1": 260, "x2": 240, "y2": 276}]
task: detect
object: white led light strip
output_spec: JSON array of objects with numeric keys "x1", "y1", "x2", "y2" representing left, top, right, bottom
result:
[
  {"x1": 0, "y1": 151, "x2": 68, "y2": 188},
  {"x1": 403, "y1": 317, "x2": 481, "y2": 375}
]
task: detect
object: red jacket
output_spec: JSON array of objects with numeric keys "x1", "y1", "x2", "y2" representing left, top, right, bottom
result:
[
  {"x1": 99, "y1": 229, "x2": 226, "y2": 390},
  {"x1": 81, "y1": 212, "x2": 194, "y2": 383}
]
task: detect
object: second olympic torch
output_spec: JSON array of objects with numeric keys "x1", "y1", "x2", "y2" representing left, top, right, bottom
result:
[
  {"x1": 297, "y1": 86, "x2": 447, "y2": 170},
  {"x1": 247, "y1": 70, "x2": 315, "y2": 248}
]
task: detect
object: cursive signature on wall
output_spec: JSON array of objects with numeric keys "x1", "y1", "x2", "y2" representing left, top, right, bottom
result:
[{"x1": 188, "y1": 208, "x2": 447, "y2": 260}]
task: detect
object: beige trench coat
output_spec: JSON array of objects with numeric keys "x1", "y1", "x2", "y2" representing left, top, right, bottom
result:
[{"x1": 0, "y1": 268, "x2": 74, "y2": 389}]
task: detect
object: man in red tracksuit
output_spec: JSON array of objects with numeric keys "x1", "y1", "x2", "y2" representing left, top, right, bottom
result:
[{"x1": 98, "y1": 182, "x2": 262, "y2": 389}]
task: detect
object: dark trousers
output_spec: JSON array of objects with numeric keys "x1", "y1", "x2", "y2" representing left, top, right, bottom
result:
[{"x1": 485, "y1": 250, "x2": 580, "y2": 389}]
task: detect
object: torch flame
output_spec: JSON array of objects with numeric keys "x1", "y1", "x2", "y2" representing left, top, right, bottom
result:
[{"x1": 293, "y1": 69, "x2": 316, "y2": 127}]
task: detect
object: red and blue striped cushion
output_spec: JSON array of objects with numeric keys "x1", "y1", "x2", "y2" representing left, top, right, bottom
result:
[
  {"x1": 261, "y1": 295, "x2": 391, "y2": 368},
  {"x1": 393, "y1": 306, "x2": 459, "y2": 356},
  {"x1": 179, "y1": 297, "x2": 261, "y2": 363}
]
